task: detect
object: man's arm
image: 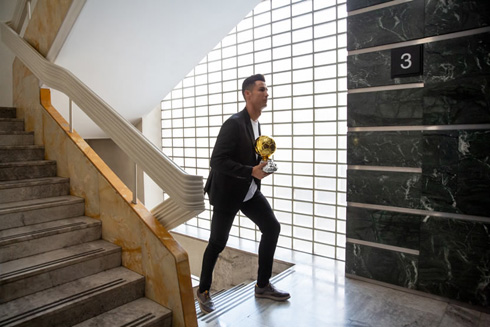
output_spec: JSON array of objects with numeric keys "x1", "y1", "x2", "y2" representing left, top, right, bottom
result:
[{"x1": 252, "y1": 161, "x2": 270, "y2": 180}]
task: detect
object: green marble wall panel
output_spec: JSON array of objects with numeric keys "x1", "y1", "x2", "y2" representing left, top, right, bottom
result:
[
  {"x1": 346, "y1": 207, "x2": 423, "y2": 249},
  {"x1": 347, "y1": 170, "x2": 422, "y2": 208},
  {"x1": 418, "y1": 217, "x2": 490, "y2": 307},
  {"x1": 421, "y1": 130, "x2": 490, "y2": 217},
  {"x1": 423, "y1": 80, "x2": 490, "y2": 125},
  {"x1": 347, "y1": 0, "x2": 392, "y2": 11},
  {"x1": 347, "y1": 88, "x2": 424, "y2": 127},
  {"x1": 348, "y1": 131, "x2": 423, "y2": 167},
  {"x1": 348, "y1": 0, "x2": 424, "y2": 50},
  {"x1": 348, "y1": 1, "x2": 490, "y2": 50},
  {"x1": 348, "y1": 34, "x2": 490, "y2": 122},
  {"x1": 424, "y1": 34, "x2": 490, "y2": 85},
  {"x1": 348, "y1": 33, "x2": 490, "y2": 91},
  {"x1": 424, "y1": 33, "x2": 490, "y2": 125},
  {"x1": 346, "y1": 242, "x2": 419, "y2": 289},
  {"x1": 425, "y1": 0, "x2": 490, "y2": 36},
  {"x1": 348, "y1": 50, "x2": 423, "y2": 89}
]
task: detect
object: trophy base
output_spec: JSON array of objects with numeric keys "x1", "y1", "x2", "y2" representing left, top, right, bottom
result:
[{"x1": 262, "y1": 160, "x2": 277, "y2": 173}]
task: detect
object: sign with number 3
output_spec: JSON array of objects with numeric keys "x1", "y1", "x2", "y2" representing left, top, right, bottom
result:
[{"x1": 391, "y1": 45, "x2": 423, "y2": 78}]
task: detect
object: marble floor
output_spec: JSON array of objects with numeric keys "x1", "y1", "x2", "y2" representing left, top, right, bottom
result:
[{"x1": 194, "y1": 247, "x2": 490, "y2": 327}]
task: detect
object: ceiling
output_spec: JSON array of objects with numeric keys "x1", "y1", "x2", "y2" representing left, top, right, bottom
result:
[{"x1": 49, "y1": 0, "x2": 260, "y2": 137}]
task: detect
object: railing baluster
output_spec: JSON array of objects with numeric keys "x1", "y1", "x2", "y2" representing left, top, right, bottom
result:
[{"x1": 27, "y1": 1, "x2": 31, "y2": 20}]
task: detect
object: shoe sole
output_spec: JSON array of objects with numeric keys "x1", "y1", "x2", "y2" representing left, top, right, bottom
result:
[
  {"x1": 255, "y1": 293, "x2": 291, "y2": 301},
  {"x1": 198, "y1": 302, "x2": 215, "y2": 314}
]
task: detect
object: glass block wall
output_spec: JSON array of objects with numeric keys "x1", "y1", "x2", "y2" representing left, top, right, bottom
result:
[{"x1": 161, "y1": 0, "x2": 348, "y2": 260}]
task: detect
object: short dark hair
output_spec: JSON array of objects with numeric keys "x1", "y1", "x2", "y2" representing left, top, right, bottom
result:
[{"x1": 241, "y1": 74, "x2": 266, "y2": 99}]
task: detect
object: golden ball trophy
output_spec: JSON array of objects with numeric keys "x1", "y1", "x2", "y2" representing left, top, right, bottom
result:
[{"x1": 254, "y1": 135, "x2": 278, "y2": 173}]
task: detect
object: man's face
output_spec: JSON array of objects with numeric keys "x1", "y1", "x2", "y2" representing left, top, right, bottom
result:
[{"x1": 247, "y1": 81, "x2": 269, "y2": 110}]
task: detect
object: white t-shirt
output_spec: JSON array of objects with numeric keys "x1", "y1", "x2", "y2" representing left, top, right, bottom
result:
[{"x1": 243, "y1": 119, "x2": 260, "y2": 202}]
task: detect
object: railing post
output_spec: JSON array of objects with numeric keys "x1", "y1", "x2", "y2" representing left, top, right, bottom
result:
[{"x1": 27, "y1": 1, "x2": 31, "y2": 20}]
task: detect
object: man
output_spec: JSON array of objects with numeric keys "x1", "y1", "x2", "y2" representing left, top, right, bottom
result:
[{"x1": 197, "y1": 74, "x2": 290, "y2": 314}]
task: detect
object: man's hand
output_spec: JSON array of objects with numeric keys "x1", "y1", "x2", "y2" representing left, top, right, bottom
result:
[{"x1": 252, "y1": 161, "x2": 271, "y2": 180}]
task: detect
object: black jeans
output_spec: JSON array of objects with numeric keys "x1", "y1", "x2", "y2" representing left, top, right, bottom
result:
[{"x1": 199, "y1": 190, "x2": 280, "y2": 292}]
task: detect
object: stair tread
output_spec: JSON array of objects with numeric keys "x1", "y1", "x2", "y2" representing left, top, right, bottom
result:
[
  {"x1": 0, "y1": 266, "x2": 144, "y2": 325},
  {"x1": 0, "y1": 131, "x2": 33, "y2": 135},
  {"x1": 0, "y1": 118, "x2": 23, "y2": 122},
  {"x1": 0, "y1": 160, "x2": 56, "y2": 167},
  {"x1": 0, "y1": 144, "x2": 44, "y2": 149},
  {"x1": 73, "y1": 297, "x2": 172, "y2": 327},
  {"x1": 0, "y1": 216, "x2": 100, "y2": 246},
  {"x1": 0, "y1": 176, "x2": 69, "y2": 189},
  {"x1": 0, "y1": 195, "x2": 84, "y2": 215},
  {"x1": 0, "y1": 240, "x2": 120, "y2": 284}
]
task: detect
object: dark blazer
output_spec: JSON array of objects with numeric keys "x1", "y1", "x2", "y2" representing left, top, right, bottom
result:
[{"x1": 204, "y1": 108, "x2": 261, "y2": 211}]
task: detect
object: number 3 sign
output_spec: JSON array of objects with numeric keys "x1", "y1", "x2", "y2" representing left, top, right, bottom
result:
[{"x1": 391, "y1": 44, "x2": 423, "y2": 78}]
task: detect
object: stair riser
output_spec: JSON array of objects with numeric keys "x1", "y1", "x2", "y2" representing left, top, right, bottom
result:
[
  {"x1": 0, "y1": 108, "x2": 16, "y2": 119},
  {"x1": 0, "y1": 121, "x2": 24, "y2": 132},
  {"x1": 0, "y1": 181, "x2": 70, "y2": 204},
  {"x1": 2, "y1": 278, "x2": 145, "y2": 327},
  {"x1": 72, "y1": 298, "x2": 172, "y2": 327},
  {"x1": 0, "y1": 134, "x2": 34, "y2": 146},
  {"x1": 92, "y1": 317, "x2": 172, "y2": 327},
  {"x1": 1, "y1": 251, "x2": 122, "y2": 303},
  {"x1": 142, "y1": 318, "x2": 172, "y2": 327},
  {"x1": 0, "y1": 201, "x2": 85, "y2": 231},
  {"x1": 133, "y1": 318, "x2": 172, "y2": 327},
  {"x1": 0, "y1": 164, "x2": 57, "y2": 181},
  {"x1": 0, "y1": 148, "x2": 45, "y2": 162},
  {"x1": 0, "y1": 226, "x2": 101, "y2": 263}
]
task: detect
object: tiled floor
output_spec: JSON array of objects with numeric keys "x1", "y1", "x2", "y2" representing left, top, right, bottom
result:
[{"x1": 194, "y1": 246, "x2": 490, "y2": 327}]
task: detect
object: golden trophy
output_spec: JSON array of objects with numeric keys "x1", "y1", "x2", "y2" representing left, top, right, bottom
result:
[{"x1": 254, "y1": 135, "x2": 278, "y2": 173}]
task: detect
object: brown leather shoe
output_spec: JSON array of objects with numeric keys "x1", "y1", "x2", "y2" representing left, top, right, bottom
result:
[
  {"x1": 197, "y1": 290, "x2": 215, "y2": 314},
  {"x1": 255, "y1": 283, "x2": 290, "y2": 301}
]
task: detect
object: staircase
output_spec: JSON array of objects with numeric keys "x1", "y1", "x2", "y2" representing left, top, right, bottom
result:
[{"x1": 0, "y1": 107, "x2": 172, "y2": 326}]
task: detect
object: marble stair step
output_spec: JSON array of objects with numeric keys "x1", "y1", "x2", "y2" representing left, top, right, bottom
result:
[
  {"x1": 0, "y1": 176, "x2": 70, "y2": 204},
  {"x1": 0, "y1": 118, "x2": 24, "y2": 132},
  {"x1": 0, "y1": 195, "x2": 85, "y2": 231},
  {"x1": 0, "y1": 240, "x2": 122, "y2": 303},
  {"x1": 0, "y1": 107, "x2": 16, "y2": 119},
  {"x1": 73, "y1": 297, "x2": 172, "y2": 327},
  {"x1": 0, "y1": 266, "x2": 145, "y2": 327},
  {"x1": 0, "y1": 216, "x2": 101, "y2": 263},
  {"x1": 0, "y1": 160, "x2": 57, "y2": 181},
  {"x1": 195, "y1": 283, "x2": 248, "y2": 318},
  {"x1": 0, "y1": 131, "x2": 34, "y2": 146},
  {"x1": 0, "y1": 145, "x2": 45, "y2": 163},
  {"x1": 195, "y1": 268, "x2": 295, "y2": 319}
]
